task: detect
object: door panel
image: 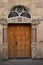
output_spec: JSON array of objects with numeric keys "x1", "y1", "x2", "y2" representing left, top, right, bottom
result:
[
  {"x1": 8, "y1": 24, "x2": 31, "y2": 58},
  {"x1": 8, "y1": 26, "x2": 17, "y2": 58}
]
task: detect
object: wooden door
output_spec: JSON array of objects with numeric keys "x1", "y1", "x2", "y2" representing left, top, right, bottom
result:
[
  {"x1": 8, "y1": 25, "x2": 17, "y2": 58},
  {"x1": 8, "y1": 24, "x2": 31, "y2": 58}
]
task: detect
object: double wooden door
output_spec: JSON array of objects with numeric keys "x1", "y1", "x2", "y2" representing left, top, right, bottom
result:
[{"x1": 8, "y1": 24, "x2": 31, "y2": 58}]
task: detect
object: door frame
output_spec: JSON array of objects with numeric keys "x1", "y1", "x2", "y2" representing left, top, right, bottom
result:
[{"x1": 2, "y1": 21, "x2": 38, "y2": 59}]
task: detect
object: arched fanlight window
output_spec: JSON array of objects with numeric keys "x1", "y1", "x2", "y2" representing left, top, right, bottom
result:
[{"x1": 8, "y1": 5, "x2": 31, "y2": 18}]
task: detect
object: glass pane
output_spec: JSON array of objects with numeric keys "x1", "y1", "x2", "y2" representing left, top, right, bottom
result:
[
  {"x1": 23, "y1": 8, "x2": 28, "y2": 12},
  {"x1": 17, "y1": 6, "x2": 22, "y2": 13},
  {"x1": 21, "y1": 12, "x2": 31, "y2": 18},
  {"x1": 8, "y1": 12, "x2": 18, "y2": 18}
]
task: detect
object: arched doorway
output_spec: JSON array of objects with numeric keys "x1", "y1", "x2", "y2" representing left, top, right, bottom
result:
[{"x1": 8, "y1": 5, "x2": 32, "y2": 59}]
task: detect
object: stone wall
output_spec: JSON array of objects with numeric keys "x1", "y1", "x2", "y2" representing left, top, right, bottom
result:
[
  {"x1": 0, "y1": 0, "x2": 43, "y2": 59},
  {"x1": 36, "y1": 22, "x2": 43, "y2": 58},
  {"x1": 0, "y1": 24, "x2": 3, "y2": 58},
  {"x1": 0, "y1": 0, "x2": 43, "y2": 19}
]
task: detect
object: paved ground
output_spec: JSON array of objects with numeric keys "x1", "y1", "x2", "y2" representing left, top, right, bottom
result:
[{"x1": 0, "y1": 59, "x2": 43, "y2": 65}]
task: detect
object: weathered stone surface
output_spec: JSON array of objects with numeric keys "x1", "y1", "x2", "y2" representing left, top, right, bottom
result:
[
  {"x1": 37, "y1": 22, "x2": 43, "y2": 42},
  {"x1": 3, "y1": 45, "x2": 8, "y2": 59},
  {"x1": 0, "y1": 0, "x2": 43, "y2": 19},
  {"x1": 0, "y1": 46, "x2": 3, "y2": 58},
  {"x1": 36, "y1": 42, "x2": 43, "y2": 58},
  {"x1": 31, "y1": 42, "x2": 37, "y2": 58},
  {"x1": 0, "y1": 0, "x2": 43, "y2": 59},
  {"x1": 0, "y1": 24, "x2": 3, "y2": 59}
]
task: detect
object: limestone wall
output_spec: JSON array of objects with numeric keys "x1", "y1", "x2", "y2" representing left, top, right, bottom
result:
[
  {"x1": 36, "y1": 22, "x2": 43, "y2": 58},
  {"x1": 0, "y1": 0, "x2": 43, "y2": 19},
  {"x1": 0, "y1": 0, "x2": 43, "y2": 59},
  {"x1": 0, "y1": 24, "x2": 3, "y2": 58}
]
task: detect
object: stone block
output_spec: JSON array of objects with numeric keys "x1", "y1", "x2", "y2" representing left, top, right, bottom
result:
[
  {"x1": 3, "y1": 52, "x2": 8, "y2": 59},
  {"x1": 0, "y1": 53, "x2": 3, "y2": 58},
  {"x1": 36, "y1": 45, "x2": 43, "y2": 58},
  {"x1": 0, "y1": 42, "x2": 3, "y2": 45},
  {"x1": 0, "y1": 47, "x2": 3, "y2": 52},
  {"x1": 3, "y1": 45, "x2": 8, "y2": 53},
  {"x1": 32, "y1": 47, "x2": 37, "y2": 58},
  {"x1": 3, "y1": 45, "x2": 8, "y2": 49},
  {"x1": 3, "y1": 45, "x2": 8, "y2": 59},
  {"x1": 3, "y1": 48, "x2": 8, "y2": 53},
  {"x1": 0, "y1": 47, "x2": 3, "y2": 58}
]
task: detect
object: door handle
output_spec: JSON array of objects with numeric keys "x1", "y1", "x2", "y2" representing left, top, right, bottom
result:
[{"x1": 16, "y1": 41, "x2": 17, "y2": 45}]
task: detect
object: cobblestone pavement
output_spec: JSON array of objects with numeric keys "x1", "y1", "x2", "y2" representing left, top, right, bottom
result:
[{"x1": 0, "y1": 59, "x2": 43, "y2": 65}]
